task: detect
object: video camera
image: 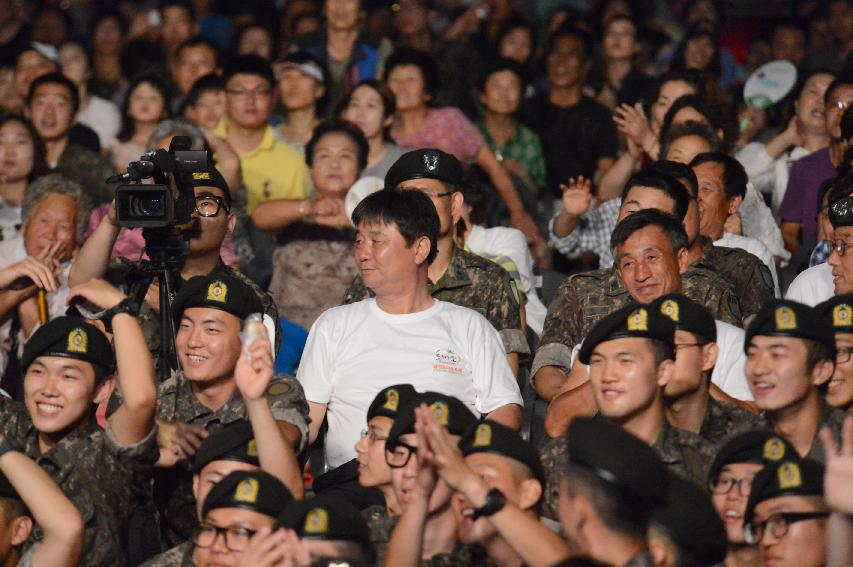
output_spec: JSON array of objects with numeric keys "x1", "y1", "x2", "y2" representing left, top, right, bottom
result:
[{"x1": 109, "y1": 136, "x2": 209, "y2": 228}]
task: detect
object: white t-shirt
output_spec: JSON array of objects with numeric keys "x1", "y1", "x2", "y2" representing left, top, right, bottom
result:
[
  {"x1": 77, "y1": 95, "x2": 121, "y2": 149},
  {"x1": 715, "y1": 232, "x2": 780, "y2": 297},
  {"x1": 713, "y1": 320, "x2": 752, "y2": 401},
  {"x1": 466, "y1": 224, "x2": 547, "y2": 336},
  {"x1": 298, "y1": 298, "x2": 523, "y2": 469},
  {"x1": 785, "y1": 262, "x2": 834, "y2": 306}
]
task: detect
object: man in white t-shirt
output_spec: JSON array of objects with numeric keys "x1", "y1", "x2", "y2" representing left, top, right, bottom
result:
[{"x1": 298, "y1": 189, "x2": 523, "y2": 471}]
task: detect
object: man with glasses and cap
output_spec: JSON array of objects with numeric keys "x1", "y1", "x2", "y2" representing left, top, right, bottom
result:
[
  {"x1": 744, "y1": 299, "x2": 847, "y2": 463},
  {"x1": 815, "y1": 294, "x2": 853, "y2": 412}
]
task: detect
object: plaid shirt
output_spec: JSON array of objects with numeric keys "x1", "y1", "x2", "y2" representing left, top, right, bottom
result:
[{"x1": 549, "y1": 198, "x2": 620, "y2": 267}]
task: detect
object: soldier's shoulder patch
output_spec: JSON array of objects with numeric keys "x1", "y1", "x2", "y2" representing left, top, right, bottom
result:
[{"x1": 266, "y1": 381, "x2": 292, "y2": 397}]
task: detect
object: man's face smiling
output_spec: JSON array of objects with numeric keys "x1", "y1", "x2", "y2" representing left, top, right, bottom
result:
[
  {"x1": 176, "y1": 307, "x2": 242, "y2": 384},
  {"x1": 616, "y1": 225, "x2": 687, "y2": 304},
  {"x1": 354, "y1": 219, "x2": 427, "y2": 296}
]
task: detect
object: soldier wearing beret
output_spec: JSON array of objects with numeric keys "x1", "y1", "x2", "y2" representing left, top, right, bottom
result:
[
  {"x1": 342, "y1": 148, "x2": 530, "y2": 378},
  {"x1": 707, "y1": 431, "x2": 798, "y2": 567},
  {"x1": 651, "y1": 293, "x2": 760, "y2": 446},
  {"x1": 535, "y1": 208, "x2": 743, "y2": 425},
  {"x1": 191, "y1": 470, "x2": 293, "y2": 567},
  {"x1": 68, "y1": 163, "x2": 282, "y2": 359},
  {"x1": 742, "y1": 457, "x2": 828, "y2": 567},
  {"x1": 647, "y1": 472, "x2": 727, "y2": 567},
  {"x1": 0, "y1": 277, "x2": 159, "y2": 566},
  {"x1": 745, "y1": 299, "x2": 847, "y2": 463},
  {"x1": 153, "y1": 273, "x2": 308, "y2": 547},
  {"x1": 828, "y1": 194, "x2": 853, "y2": 299},
  {"x1": 815, "y1": 294, "x2": 853, "y2": 411}
]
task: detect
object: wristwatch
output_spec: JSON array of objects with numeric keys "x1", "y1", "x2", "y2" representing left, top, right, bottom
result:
[
  {"x1": 0, "y1": 437, "x2": 22, "y2": 459},
  {"x1": 470, "y1": 488, "x2": 506, "y2": 521},
  {"x1": 101, "y1": 298, "x2": 140, "y2": 332}
]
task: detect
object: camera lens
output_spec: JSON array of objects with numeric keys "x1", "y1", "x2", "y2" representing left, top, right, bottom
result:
[{"x1": 140, "y1": 196, "x2": 165, "y2": 216}]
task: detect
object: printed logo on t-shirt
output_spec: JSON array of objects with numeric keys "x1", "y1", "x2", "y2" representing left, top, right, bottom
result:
[{"x1": 433, "y1": 347, "x2": 463, "y2": 374}]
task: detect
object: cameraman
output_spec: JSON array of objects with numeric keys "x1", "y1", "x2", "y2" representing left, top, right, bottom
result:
[{"x1": 68, "y1": 164, "x2": 281, "y2": 354}]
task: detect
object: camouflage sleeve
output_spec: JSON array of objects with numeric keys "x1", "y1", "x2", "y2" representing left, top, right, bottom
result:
[
  {"x1": 706, "y1": 285, "x2": 744, "y2": 328},
  {"x1": 539, "y1": 436, "x2": 570, "y2": 520},
  {"x1": 737, "y1": 263, "x2": 775, "y2": 319},
  {"x1": 341, "y1": 275, "x2": 372, "y2": 305},
  {"x1": 266, "y1": 375, "x2": 310, "y2": 454},
  {"x1": 530, "y1": 343, "x2": 574, "y2": 379},
  {"x1": 104, "y1": 419, "x2": 160, "y2": 469},
  {"x1": 538, "y1": 279, "x2": 583, "y2": 352},
  {"x1": 481, "y1": 270, "x2": 530, "y2": 355}
]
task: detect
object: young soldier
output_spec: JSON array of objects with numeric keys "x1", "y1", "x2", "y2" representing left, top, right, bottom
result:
[
  {"x1": 745, "y1": 300, "x2": 846, "y2": 462},
  {"x1": 815, "y1": 295, "x2": 853, "y2": 411},
  {"x1": 154, "y1": 274, "x2": 308, "y2": 546},
  {"x1": 651, "y1": 293, "x2": 759, "y2": 445},
  {"x1": 708, "y1": 431, "x2": 799, "y2": 567},
  {"x1": 742, "y1": 457, "x2": 829, "y2": 567},
  {"x1": 0, "y1": 278, "x2": 158, "y2": 566},
  {"x1": 191, "y1": 470, "x2": 293, "y2": 567}
]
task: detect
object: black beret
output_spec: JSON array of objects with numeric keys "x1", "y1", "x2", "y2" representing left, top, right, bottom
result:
[
  {"x1": 366, "y1": 384, "x2": 418, "y2": 422},
  {"x1": 22, "y1": 316, "x2": 115, "y2": 375},
  {"x1": 0, "y1": 473, "x2": 19, "y2": 501},
  {"x1": 578, "y1": 303, "x2": 675, "y2": 364},
  {"x1": 567, "y1": 417, "x2": 668, "y2": 509},
  {"x1": 279, "y1": 495, "x2": 370, "y2": 546},
  {"x1": 193, "y1": 420, "x2": 259, "y2": 473},
  {"x1": 387, "y1": 391, "x2": 477, "y2": 447},
  {"x1": 191, "y1": 166, "x2": 230, "y2": 195},
  {"x1": 459, "y1": 420, "x2": 545, "y2": 483},
  {"x1": 744, "y1": 299, "x2": 836, "y2": 355},
  {"x1": 743, "y1": 457, "x2": 825, "y2": 527},
  {"x1": 172, "y1": 274, "x2": 263, "y2": 322},
  {"x1": 385, "y1": 148, "x2": 465, "y2": 189},
  {"x1": 829, "y1": 196, "x2": 853, "y2": 228},
  {"x1": 708, "y1": 431, "x2": 797, "y2": 486},
  {"x1": 816, "y1": 294, "x2": 853, "y2": 334},
  {"x1": 653, "y1": 473, "x2": 727, "y2": 566},
  {"x1": 201, "y1": 470, "x2": 293, "y2": 519},
  {"x1": 651, "y1": 293, "x2": 716, "y2": 342}
]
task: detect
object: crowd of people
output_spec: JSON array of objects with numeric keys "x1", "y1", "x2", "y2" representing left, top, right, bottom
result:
[{"x1": 0, "y1": 0, "x2": 853, "y2": 566}]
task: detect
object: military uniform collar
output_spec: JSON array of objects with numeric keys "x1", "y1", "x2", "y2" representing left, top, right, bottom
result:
[
  {"x1": 29, "y1": 419, "x2": 102, "y2": 476},
  {"x1": 175, "y1": 371, "x2": 247, "y2": 426},
  {"x1": 428, "y1": 246, "x2": 472, "y2": 293},
  {"x1": 606, "y1": 267, "x2": 630, "y2": 298},
  {"x1": 652, "y1": 421, "x2": 684, "y2": 466}
]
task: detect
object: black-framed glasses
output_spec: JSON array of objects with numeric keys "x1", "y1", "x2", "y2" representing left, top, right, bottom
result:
[
  {"x1": 709, "y1": 475, "x2": 755, "y2": 496},
  {"x1": 837, "y1": 346, "x2": 853, "y2": 364},
  {"x1": 830, "y1": 239, "x2": 852, "y2": 257},
  {"x1": 360, "y1": 428, "x2": 389, "y2": 443},
  {"x1": 385, "y1": 440, "x2": 418, "y2": 468},
  {"x1": 744, "y1": 512, "x2": 829, "y2": 545},
  {"x1": 193, "y1": 524, "x2": 257, "y2": 552},
  {"x1": 195, "y1": 195, "x2": 230, "y2": 217}
]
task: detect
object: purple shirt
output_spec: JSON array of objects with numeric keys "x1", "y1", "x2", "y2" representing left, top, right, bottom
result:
[{"x1": 778, "y1": 147, "x2": 835, "y2": 246}]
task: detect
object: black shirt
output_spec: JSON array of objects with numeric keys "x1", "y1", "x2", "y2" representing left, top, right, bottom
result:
[{"x1": 521, "y1": 95, "x2": 618, "y2": 197}]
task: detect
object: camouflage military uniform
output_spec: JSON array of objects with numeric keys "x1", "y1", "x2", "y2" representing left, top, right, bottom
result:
[
  {"x1": 0, "y1": 399, "x2": 158, "y2": 567},
  {"x1": 139, "y1": 541, "x2": 194, "y2": 567},
  {"x1": 698, "y1": 397, "x2": 761, "y2": 447},
  {"x1": 695, "y1": 239, "x2": 775, "y2": 319},
  {"x1": 531, "y1": 266, "x2": 743, "y2": 377},
  {"x1": 154, "y1": 372, "x2": 308, "y2": 546},
  {"x1": 105, "y1": 259, "x2": 282, "y2": 356},
  {"x1": 343, "y1": 246, "x2": 529, "y2": 355},
  {"x1": 539, "y1": 420, "x2": 715, "y2": 519},
  {"x1": 758, "y1": 400, "x2": 847, "y2": 464},
  {"x1": 363, "y1": 505, "x2": 395, "y2": 565}
]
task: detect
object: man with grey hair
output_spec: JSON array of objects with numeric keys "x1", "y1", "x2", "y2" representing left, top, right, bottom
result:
[{"x1": 0, "y1": 173, "x2": 91, "y2": 397}]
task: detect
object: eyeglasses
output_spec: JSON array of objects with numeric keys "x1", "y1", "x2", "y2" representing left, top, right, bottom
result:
[
  {"x1": 385, "y1": 440, "x2": 417, "y2": 468},
  {"x1": 837, "y1": 346, "x2": 853, "y2": 364},
  {"x1": 830, "y1": 239, "x2": 852, "y2": 257},
  {"x1": 195, "y1": 195, "x2": 229, "y2": 217},
  {"x1": 744, "y1": 512, "x2": 829, "y2": 545},
  {"x1": 193, "y1": 524, "x2": 257, "y2": 552},
  {"x1": 829, "y1": 99, "x2": 851, "y2": 112},
  {"x1": 225, "y1": 88, "x2": 272, "y2": 99},
  {"x1": 709, "y1": 475, "x2": 755, "y2": 496},
  {"x1": 360, "y1": 428, "x2": 389, "y2": 443}
]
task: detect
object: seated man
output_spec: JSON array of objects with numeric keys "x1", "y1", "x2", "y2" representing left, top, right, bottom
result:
[
  {"x1": 742, "y1": 457, "x2": 829, "y2": 567},
  {"x1": 816, "y1": 295, "x2": 853, "y2": 411},
  {"x1": 153, "y1": 274, "x2": 308, "y2": 547},
  {"x1": 707, "y1": 430, "x2": 799, "y2": 567},
  {"x1": 0, "y1": 438, "x2": 84, "y2": 567},
  {"x1": 533, "y1": 183, "x2": 744, "y2": 403},
  {"x1": 69, "y1": 164, "x2": 282, "y2": 357},
  {"x1": 191, "y1": 470, "x2": 293, "y2": 567},
  {"x1": 343, "y1": 149, "x2": 529, "y2": 376},
  {"x1": 1, "y1": 278, "x2": 158, "y2": 566},
  {"x1": 650, "y1": 293, "x2": 760, "y2": 445},
  {"x1": 298, "y1": 189, "x2": 523, "y2": 477},
  {"x1": 745, "y1": 300, "x2": 847, "y2": 463}
]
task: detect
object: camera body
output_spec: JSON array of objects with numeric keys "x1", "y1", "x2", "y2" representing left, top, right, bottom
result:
[{"x1": 114, "y1": 137, "x2": 209, "y2": 229}]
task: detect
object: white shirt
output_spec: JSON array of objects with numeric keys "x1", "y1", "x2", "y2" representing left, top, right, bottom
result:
[
  {"x1": 466, "y1": 224, "x2": 547, "y2": 335},
  {"x1": 715, "y1": 232, "x2": 780, "y2": 297},
  {"x1": 77, "y1": 95, "x2": 121, "y2": 149},
  {"x1": 738, "y1": 182, "x2": 790, "y2": 263},
  {"x1": 737, "y1": 143, "x2": 810, "y2": 215},
  {"x1": 297, "y1": 298, "x2": 523, "y2": 469},
  {"x1": 785, "y1": 262, "x2": 834, "y2": 306}
]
